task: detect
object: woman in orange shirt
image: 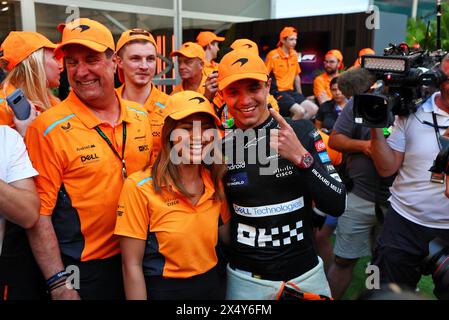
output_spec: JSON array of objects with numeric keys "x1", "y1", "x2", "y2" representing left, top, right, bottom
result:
[
  {"x1": 115, "y1": 91, "x2": 230, "y2": 300},
  {"x1": 0, "y1": 31, "x2": 63, "y2": 136}
]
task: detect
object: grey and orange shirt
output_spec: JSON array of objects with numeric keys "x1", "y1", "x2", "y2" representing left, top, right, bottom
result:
[{"x1": 25, "y1": 91, "x2": 152, "y2": 261}]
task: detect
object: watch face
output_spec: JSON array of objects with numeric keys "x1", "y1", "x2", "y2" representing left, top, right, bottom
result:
[{"x1": 304, "y1": 154, "x2": 314, "y2": 167}]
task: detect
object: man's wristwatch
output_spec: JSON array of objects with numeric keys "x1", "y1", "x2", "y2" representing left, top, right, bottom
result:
[{"x1": 296, "y1": 152, "x2": 314, "y2": 169}]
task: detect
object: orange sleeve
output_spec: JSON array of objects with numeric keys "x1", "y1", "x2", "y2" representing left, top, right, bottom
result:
[
  {"x1": 268, "y1": 94, "x2": 280, "y2": 112},
  {"x1": 265, "y1": 52, "x2": 274, "y2": 74},
  {"x1": 114, "y1": 176, "x2": 150, "y2": 240},
  {"x1": 24, "y1": 124, "x2": 64, "y2": 216},
  {"x1": 319, "y1": 131, "x2": 342, "y2": 166},
  {"x1": 295, "y1": 52, "x2": 301, "y2": 75},
  {"x1": 296, "y1": 60, "x2": 301, "y2": 75},
  {"x1": 220, "y1": 199, "x2": 231, "y2": 224},
  {"x1": 313, "y1": 75, "x2": 329, "y2": 100}
]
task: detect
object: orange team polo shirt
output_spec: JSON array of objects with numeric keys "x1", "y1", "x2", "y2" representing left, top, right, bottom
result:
[
  {"x1": 203, "y1": 60, "x2": 219, "y2": 77},
  {"x1": 313, "y1": 72, "x2": 333, "y2": 102},
  {"x1": 114, "y1": 166, "x2": 230, "y2": 279},
  {"x1": 265, "y1": 47, "x2": 301, "y2": 92},
  {"x1": 116, "y1": 84, "x2": 168, "y2": 164},
  {"x1": 24, "y1": 91, "x2": 152, "y2": 262},
  {"x1": 171, "y1": 74, "x2": 207, "y2": 95}
]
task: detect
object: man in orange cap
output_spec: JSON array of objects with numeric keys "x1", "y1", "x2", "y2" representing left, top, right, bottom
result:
[
  {"x1": 196, "y1": 31, "x2": 225, "y2": 76},
  {"x1": 24, "y1": 18, "x2": 152, "y2": 300},
  {"x1": 217, "y1": 49, "x2": 346, "y2": 299},
  {"x1": 352, "y1": 48, "x2": 375, "y2": 68},
  {"x1": 170, "y1": 42, "x2": 211, "y2": 97},
  {"x1": 266, "y1": 27, "x2": 318, "y2": 120},
  {"x1": 209, "y1": 39, "x2": 280, "y2": 130},
  {"x1": 313, "y1": 49, "x2": 344, "y2": 105},
  {"x1": 116, "y1": 28, "x2": 169, "y2": 163}
]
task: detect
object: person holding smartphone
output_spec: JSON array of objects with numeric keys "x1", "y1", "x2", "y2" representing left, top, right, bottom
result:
[{"x1": 0, "y1": 31, "x2": 63, "y2": 136}]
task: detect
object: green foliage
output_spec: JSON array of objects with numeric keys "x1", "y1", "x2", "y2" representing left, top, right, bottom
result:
[{"x1": 406, "y1": 2, "x2": 449, "y2": 50}]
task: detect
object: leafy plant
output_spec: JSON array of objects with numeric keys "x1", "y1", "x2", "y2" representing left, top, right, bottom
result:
[{"x1": 406, "y1": 2, "x2": 449, "y2": 50}]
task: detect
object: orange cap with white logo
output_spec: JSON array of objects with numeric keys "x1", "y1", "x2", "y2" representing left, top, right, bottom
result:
[
  {"x1": 164, "y1": 90, "x2": 220, "y2": 126},
  {"x1": 54, "y1": 18, "x2": 115, "y2": 58},
  {"x1": 217, "y1": 49, "x2": 268, "y2": 90},
  {"x1": 170, "y1": 42, "x2": 205, "y2": 61},
  {"x1": 0, "y1": 31, "x2": 57, "y2": 71}
]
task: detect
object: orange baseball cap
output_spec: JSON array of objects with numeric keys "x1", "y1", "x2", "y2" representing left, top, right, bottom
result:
[
  {"x1": 278, "y1": 26, "x2": 297, "y2": 47},
  {"x1": 325, "y1": 49, "x2": 345, "y2": 70},
  {"x1": 0, "y1": 31, "x2": 57, "y2": 71},
  {"x1": 116, "y1": 28, "x2": 157, "y2": 83},
  {"x1": 196, "y1": 31, "x2": 225, "y2": 47},
  {"x1": 164, "y1": 90, "x2": 221, "y2": 126},
  {"x1": 116, "y1": 28, "x2": 157, "y2": 53},
  {"x1": 358, "y1": 48, "x2": 375, "y2": 57},
  {"x1": 217, "y1": 49, "x2": 268, "y2": 90},
  {"x1": 170, "y1": 42, "x2": 205, "y2": 61},
  {"x1": 230, "y1": 39, "x2": 259, "y2": 55},
  {"x1": 54, "y1": 18, "x2": 115, "y2": 58}
]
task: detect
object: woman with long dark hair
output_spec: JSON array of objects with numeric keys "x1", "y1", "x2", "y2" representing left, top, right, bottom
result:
[{"x1": 115, "y1": 90, "x2": 229, "y2": 300}]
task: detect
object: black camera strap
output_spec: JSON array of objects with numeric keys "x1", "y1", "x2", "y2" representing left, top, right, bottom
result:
[{"x1": 432, "y1": 112, "x2": 444, "y2": 151}]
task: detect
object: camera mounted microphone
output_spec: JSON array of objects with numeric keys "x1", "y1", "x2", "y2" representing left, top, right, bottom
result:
[{"x1": 337, "y1": 67, "x2": 376, "y2": 98}]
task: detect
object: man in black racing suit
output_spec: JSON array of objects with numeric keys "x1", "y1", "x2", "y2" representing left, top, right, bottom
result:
[{"x1": 217, "y1": 49, "x2": 346, "y2": 300}]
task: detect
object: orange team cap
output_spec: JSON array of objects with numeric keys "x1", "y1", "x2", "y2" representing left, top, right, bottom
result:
[
  {"x1": 116, "y1": 28, "x2": 157, "y2": 83},
  {"x1": 358, "y1": 48, "x2": 375, "y2": 57},
  {"x1": 218, "y1": 49, "x2": 268, "y2": 90},
  {"x1": 230, "y1": 39, "x2": 259, "y2": 55},
  {"x1": 0, "y1": 31, "x2": 57, "y2": 71},
  {"x1": 278, "y1": 26, "x2": 297, "y2": 47},
  {"x1": 116, "y1": 28, "x2": 157, "y2": 53},
  {"x1": 196, "y1": 31, "x2": 225, "y2": 47},
  {"x1": 164, "y1": 90, "x2": 221, "y2": 126},
  {"x1": 54, "y1": 18, "x2": 115, "y2": 58},
  {"x1": 170, "y1": 42, "x2": 205, "y2": 61},
  {"x1": 325, "y1": 49, "x2": 345, "y2": 70}
]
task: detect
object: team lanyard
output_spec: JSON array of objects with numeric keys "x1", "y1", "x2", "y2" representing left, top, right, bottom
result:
[{"x1": 94, "y1": 123, "x2": 127, "y2": 179}]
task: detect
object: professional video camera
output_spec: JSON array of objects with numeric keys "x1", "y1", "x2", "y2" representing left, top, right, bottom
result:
[
  {"x1": 352, "y1": 45, "x2": 447, "y2": 128},
  {"x1": 422, "y1": 237, "x2": 449, "y2": 299},
  {"x1": 352, "y1": 0, "x2": 449, "y2": 128}
]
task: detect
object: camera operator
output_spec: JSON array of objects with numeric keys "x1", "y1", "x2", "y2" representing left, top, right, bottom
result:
[
  {"x1": 370, "y1": 55, "x2": 449, "y2": 298},
  {"x1": 326, "y1": 67, "x2": 395, "y2": 299}
]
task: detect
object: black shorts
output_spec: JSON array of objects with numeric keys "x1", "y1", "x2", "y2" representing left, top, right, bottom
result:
[
  {"x1": 274, "y1": 90, "x2": 306, "y2": 117},
  {"x1": 62, "y1": 254, "x2": 125, "y2": 300},
  {"x1": 145, "y1": 266, "x2": 223, "y2": 300},
  {"x1": 372, "y1": 205, "x2": 449, "y2": 293}
]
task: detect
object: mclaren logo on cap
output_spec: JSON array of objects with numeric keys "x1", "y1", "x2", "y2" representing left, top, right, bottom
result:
[
  {"x1": 184, "y1": 44, "x2": 190, "y2": 47},
  {"x1": 71, "y1": 25, "x2": 90, "y2": 32},
  {"x1": 232, "y1": 58, "x2": 249, "y2": 67},
  {"x1": 189, "y1": 97, "x2": 205, "y2": 104},
  {"x1": 244, "y1": 44, "x2": 253, "y2": 48}
]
